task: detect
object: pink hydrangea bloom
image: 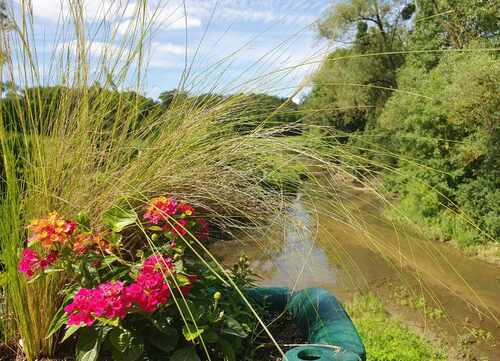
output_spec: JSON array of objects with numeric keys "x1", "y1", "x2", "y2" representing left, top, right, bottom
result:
[
  {"x1": 124, "y1": 255, "x2": 175, "y2": 313},
  {"x1": 64, "y1": 288, "x2": 100, "y2": 326},
  {"x1": 64, "y1": 281, "x2": 130, "y2": 326},
  {"x1": 125, "y1": 272, "x2": 171, "y2": 313}
]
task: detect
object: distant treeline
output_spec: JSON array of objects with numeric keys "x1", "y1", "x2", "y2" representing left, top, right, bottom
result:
[
  {"x1": 0, "y1": 84, "x2": 301, "y2": 136},
  {"x1": 301, "y1": 0, "x2": 499, "y2": 246}
]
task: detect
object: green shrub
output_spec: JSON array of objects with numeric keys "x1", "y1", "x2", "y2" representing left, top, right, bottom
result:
[{"x1": 378, "y1": 49, "x2": 500, "y2": 246}]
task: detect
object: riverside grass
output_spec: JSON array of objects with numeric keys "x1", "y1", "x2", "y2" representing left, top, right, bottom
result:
[
  {"x1": 0, "y1": 2, "x2": 332, "y2": 359},
  {"x1": 0, "y1": 1, "x2": 498, "y2": 361}
]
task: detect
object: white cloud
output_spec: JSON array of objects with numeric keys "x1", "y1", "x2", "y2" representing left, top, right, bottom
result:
[
  {"x1": 152, "y1": 42, "x2": 189, "y2": 56},
  {"x1": 16, "y1": 0, "x2": 136, "y2": 22},
  {"x1": 56, "y1": 40, "x2": 120, "y2": 58},
  {"x1": 148, "y1": 42, "x2": 191, "y2": 69}
]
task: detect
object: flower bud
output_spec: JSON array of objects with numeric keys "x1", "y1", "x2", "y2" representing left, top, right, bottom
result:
[
  {"x1": 213, "y1": 291, "x2": 222, "y2": 301},
  {"x1": 151, "y1": 233, "x2": 159, "y2": 241}
]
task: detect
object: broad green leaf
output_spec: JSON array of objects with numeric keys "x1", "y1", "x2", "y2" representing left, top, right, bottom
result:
[
  {"x1": 61, "y1": 325, "x2": 82, "y2": 343},
  {"x1": 76, "y1": 327, "x2": 101, "y2": 361},
  {"x1": 102, "y1": 205, "x2": 137, "y2": 232},
  {"x1": 145, "y1": 326, "x2": 178, "y2": 353},
  {"x1": 96, "y1": 316, "x2": 120, "y2": 327},
  {"x1": 108, "y1": 327, "x2": 144, "y2": 361},
  {"x1": 222, "y1": 316, "x2": 248, "y2": 338},
  {"x1": 176, "y1": 273, "x2": 192, "y2": 287},
  {"x1": 76, "y1": 212, "x2": 91, "y2": 231},
  {"x1": 170, "y1": 346, "x2": 201, "y2": 361},
  {"x1": 182, "y1": 325, "x2": 205, "y2": 341}
]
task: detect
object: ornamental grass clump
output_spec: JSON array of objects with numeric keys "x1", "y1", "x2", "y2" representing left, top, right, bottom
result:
[
  {"x1": 0, "y1": 2, "x2": 317, "y2": 358},
  {"x1": 16, "y1": 197, "x2": 257, "y2": 361}
]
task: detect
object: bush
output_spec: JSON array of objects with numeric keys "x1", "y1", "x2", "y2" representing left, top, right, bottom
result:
[
  {"x1": 17, "y1": 197, "x2": 258, "y2": 361},
  {"x1": 378, "y1": 49, "x2": 500, "y2": 246}
]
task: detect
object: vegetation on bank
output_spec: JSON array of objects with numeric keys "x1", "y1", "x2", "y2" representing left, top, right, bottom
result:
[
  {"x1": 302, "y1": 0, "x2": 499, "y2": 249},
  {"x1": 347, "y1": 293, "x2": 447, "y2": 361}
]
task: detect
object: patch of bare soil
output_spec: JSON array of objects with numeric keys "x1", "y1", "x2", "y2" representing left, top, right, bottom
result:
[{"x1": 251, "y1": 311, "x2": 307, "y2": 361}]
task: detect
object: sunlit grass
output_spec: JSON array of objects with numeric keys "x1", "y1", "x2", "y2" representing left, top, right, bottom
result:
[{"x1": 0, "y1": 1, "x2": 498, "y2": 360}]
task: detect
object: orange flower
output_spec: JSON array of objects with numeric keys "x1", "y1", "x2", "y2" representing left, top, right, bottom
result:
[
  {"x1": 27, "y1": 212, "x2": 77, "y2": 249},
  {"x1": 73, "y1": 233, "x2": 110, "y2": 254}
]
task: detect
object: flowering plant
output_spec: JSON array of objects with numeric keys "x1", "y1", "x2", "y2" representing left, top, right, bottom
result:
[{"x1": 19, "y1": 197, "x2": 256, "y2": 361}]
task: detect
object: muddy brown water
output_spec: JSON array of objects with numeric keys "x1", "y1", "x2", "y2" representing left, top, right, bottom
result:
[{"x1": 210, "y1": 185, "x2": 500, "y2": 359}]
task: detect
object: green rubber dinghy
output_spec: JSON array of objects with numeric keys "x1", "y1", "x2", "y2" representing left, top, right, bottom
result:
[{"x1": 247, "y1": 287, "x2": 366, "y2": 361}]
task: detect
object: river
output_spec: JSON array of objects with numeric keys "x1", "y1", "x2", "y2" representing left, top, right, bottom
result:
[{"x1": 210, "y1": 183, "x2": 500, "y2": 360}]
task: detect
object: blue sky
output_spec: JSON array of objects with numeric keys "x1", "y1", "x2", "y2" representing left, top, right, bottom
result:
[{"x1": 10, "y1": 0, "x2": 333, "y2": 101}]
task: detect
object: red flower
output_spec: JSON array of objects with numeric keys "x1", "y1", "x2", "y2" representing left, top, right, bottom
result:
[
  {"x1": 181, "y1": 274, "x2": 198, "y2": 296},
  {"x1": 178, "y1": 203, "x2": 195, "y2": 216},
  {"x1": 143, "y1": 196, "x2": 178, "y2": 225},
  {"x1": 196, "y1": 218, "x2": 209, "y2": 241}
]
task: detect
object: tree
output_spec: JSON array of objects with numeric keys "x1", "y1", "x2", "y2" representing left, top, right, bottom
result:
[{"x1": 303, "y1": 1, "x2": 414, "y2": 129}]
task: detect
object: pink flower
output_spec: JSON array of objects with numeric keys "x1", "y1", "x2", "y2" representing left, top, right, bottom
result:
[
  {"x1": 95, "y1": 281, "x2": 130, "y2": 320},
  {"x1": 125, "y1": 272, "x2": 171, "y2": 313},
  {"x1": 18, "y1": 248, "x2": 60, "y2": 279},
  {"x1": 64, "y1": 288, "x2": 100, "y2": 326},
  {"x1": 124, "y1": 255, "x2": 175, "y2": 313},
  {"x1": 18, "y1": 248, "x2": 40, "y2": 278},
  {"x1": 143, "y1": 196, "x2": 178, "y2": 225},
  {"x1": 141, "y1": 255, "x2": 175, "y2": 275},
  {"x1": 64, "y1": 281, "x2": 130, "y2": 326}
]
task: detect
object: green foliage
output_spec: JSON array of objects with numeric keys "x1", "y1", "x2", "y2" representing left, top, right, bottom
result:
[
  {"x1": 306, "y1": 0, "x2": 411, "y2": 130},
  {"x1": 305, "y1": 0, "x2": 499, "y2": 248},
  {"x1": 347, "y1": 293, "x2": 447, "y2": 361},
  {"x1": 380, "y1": 50, "x2": 500, "y2": 245}
]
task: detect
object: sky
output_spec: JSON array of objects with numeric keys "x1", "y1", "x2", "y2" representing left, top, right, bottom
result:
[{"x1": 8, "y1": 0, "x2": 334, "y2": 101}]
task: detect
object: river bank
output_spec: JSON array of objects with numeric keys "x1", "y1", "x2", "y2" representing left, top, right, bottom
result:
[{"x1": 210, "y1": 182, "x2": 500, "y2": 360}]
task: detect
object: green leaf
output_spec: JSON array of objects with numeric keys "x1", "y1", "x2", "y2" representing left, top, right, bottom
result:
[
  {"x1": 148, "y1": 225, "x2": 163, "y2": 232},
  {"x1": 76, "y1": 212, "x2": 91, "y2": 231},
  {"x1": 145, "y1": 326, "x2": 178, "y2": 353},
  {"x1": 182, "y1": 325, "x2": 205, "y2": 341},
  {"x1": 222, "y1": 316, "x2": 248, "y2": 338},
  {"x1": 176, "y1": 273, "x2": 192, "y2": 287},
  {"x1": 170, "y1": 346, "x2": 201, "y2": 361},
  {"x1": 46, "y1": 304, "x2": 68, "y2": 339},
  {"x1": 202, "y1": 329, "x2": 218, "y2": 344},
  {"x1": 96, "y1": 317, "x2": 120, "y2": 327},
  {"x1": 102, "y1": 205, "x2": 137, "y2": 232},
  {"x1": 61, "y1": 325, "x2": 82, "y2": 343},
  {"x1": 217, "y1": 338, "x2": 236, "y2": 361},
  {"x1": 108, "y1": 327, "x2": 144, "y2": 361},
  {"x1": 76, "y1": 327, "x2": 101, "y2": 361}
]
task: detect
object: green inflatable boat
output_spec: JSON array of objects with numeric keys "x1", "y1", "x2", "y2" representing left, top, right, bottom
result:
[{"x1": 247, "y1": 287, "x2": 366, "y2": 361}]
